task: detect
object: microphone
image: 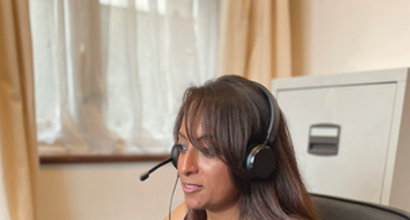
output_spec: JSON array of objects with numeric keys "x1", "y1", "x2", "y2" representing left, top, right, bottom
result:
[{"x1": 140, "y1": 157, "x2": 173, "y2": 181}]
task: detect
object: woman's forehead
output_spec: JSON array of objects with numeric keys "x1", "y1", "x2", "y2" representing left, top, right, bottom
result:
[{"x1": 179, "y1": 117, "x2": 205, "y2": 137}]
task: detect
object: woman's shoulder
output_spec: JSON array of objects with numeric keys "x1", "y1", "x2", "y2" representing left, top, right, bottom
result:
[{"x1": 162, "y1": 203, "x2": 188, "y2": 220}]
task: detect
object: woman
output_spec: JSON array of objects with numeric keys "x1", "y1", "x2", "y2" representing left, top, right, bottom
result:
[{"x1": 165, "y1": 75, "x2": 321, "y2": 220}]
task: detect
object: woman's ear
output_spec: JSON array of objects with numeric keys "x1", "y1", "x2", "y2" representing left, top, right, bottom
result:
[{"x1": 162, "y1": 202, "x2": 187, "y2": 220}]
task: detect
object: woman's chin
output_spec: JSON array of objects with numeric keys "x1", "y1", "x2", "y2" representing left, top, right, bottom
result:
[{"x1": 184, "y1": 199, "x2": 205, "y2": 210}]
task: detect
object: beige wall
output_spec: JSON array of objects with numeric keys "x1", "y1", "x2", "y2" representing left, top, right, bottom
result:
[
  {"x1": 290, "y1": 0, "x2": 410, "y2": 76},
  {"x1": 39, "y1": 162, "x2": 184, "y2": 220}
]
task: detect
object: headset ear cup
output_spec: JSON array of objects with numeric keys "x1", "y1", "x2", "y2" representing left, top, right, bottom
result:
[
  {"x1": 171, "y1": 144, "x2": 180, "y2": 169},
  {"x1": 246, "y1": 81, "x2": 279, "y2": 179},
  {"x1": 246, "y1": 145, "x2": 276, "y2": 179}
]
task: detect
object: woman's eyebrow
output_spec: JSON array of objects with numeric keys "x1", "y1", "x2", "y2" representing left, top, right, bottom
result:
[
  {"x1": 178, "y1": 132, "x2": 213, "y2": 142},
  {"x1": 197, "y1": 134, "x2": 214, "y2": 141},
  {"x1": 178, "y1": 132, "x2": 187, "y2": 140}
]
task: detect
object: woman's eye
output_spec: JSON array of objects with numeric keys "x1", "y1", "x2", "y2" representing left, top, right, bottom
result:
[
  {"x1": 177, "y1": 144, "x2": 187, "y2": 152},
  {"x1": 201, "y1": 147, "x2": 215, "y2": 157}
]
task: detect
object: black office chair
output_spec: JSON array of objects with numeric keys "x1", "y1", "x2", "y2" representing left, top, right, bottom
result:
[{"x1": 312, "y1": 194, "x2": 410, "y2": 220}]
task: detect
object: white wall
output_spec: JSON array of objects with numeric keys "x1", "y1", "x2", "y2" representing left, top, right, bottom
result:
[
  {"x1": 39, "y1": 162, "x2": 184, "y2": 220},
  {"x1": 290, "y1": 0, "x2": 410, "y2": 76}
]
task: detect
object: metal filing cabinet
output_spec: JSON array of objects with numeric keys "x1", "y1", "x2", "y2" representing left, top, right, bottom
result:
[{"x1": 271, "y1": 68, "x2": 410, "y2": 212}]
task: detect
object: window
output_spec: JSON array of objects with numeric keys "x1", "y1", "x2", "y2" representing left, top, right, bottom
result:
[{"x1": 29, "y1": 0, "x2": 221, "y2": 159}]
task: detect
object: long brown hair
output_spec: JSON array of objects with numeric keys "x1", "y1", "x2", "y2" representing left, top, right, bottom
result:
[{"x1": 174, "y1": 75, "x2": 321, "y2": 220}]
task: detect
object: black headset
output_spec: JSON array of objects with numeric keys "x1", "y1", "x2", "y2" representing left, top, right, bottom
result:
[{"x1": 170, "y1": 81, "x2": 280, "y2": 179}]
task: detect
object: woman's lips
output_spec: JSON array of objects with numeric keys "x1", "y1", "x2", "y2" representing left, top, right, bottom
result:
[{"x1": 182, "y1": 183, "x2": 203, "y2": 193}]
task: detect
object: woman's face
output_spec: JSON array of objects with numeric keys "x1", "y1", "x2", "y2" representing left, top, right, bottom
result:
[{"x1": 176, "y1": 121, "x2": 240, "y2": 212}]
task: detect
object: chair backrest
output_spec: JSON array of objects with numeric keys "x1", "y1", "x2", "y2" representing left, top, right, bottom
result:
[{"x1": 312, "y1": 194, "x2": 410, "y2": 220}]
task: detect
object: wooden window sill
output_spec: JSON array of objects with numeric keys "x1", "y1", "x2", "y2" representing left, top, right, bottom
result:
[{"x1": 40, "y1": 155, "x2": 170, "y2": 164}]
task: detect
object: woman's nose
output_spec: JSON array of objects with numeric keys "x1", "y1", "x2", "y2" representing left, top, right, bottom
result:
[{"x1": 178, "y1": 147, "x2": 199, "y2": 176}]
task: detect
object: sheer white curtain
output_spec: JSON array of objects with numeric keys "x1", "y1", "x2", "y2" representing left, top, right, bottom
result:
[{"x1": 29, "y1": 0, "x2": 221, "y2": 155}]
